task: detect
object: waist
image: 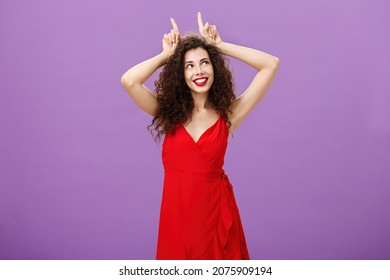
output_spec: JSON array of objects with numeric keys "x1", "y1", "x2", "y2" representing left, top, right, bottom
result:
[{"x1": 164, "y1": 167, "x2": 226, "y2": 179}]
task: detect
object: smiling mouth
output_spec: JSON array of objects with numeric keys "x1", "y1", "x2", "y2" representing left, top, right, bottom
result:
[{"x1": 193, "y1": 78, "x2": 208, "y2": 87}]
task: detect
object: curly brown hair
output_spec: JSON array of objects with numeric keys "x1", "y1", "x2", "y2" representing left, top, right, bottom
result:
[{"x1": 149, "y1": 34, "x2": 235, "y2": 141}]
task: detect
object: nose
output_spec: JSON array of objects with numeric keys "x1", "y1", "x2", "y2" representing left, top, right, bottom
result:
[
  {"x1": 196, "y1": 66, "x2": 204, "y2": 75},
  {"x1": 195, "y1": 64, "x2": 205, "y2": 75}
]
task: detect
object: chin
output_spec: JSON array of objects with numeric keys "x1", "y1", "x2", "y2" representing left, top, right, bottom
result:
[{"x1": 191, "y1": 88, "x2": 210, "y2": 95}]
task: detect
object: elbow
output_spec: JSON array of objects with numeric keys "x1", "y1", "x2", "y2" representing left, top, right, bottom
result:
[
  {"x1": 259, "y1": 56, "x2": 280, "y2": 72},
  {"x1": 263, "y1": 57, "x2": 280, "y2": 73},
  {"x1": 120, "y1": 73, "x2": 128, "y2": 86},
  {"x1": 120, "y1": 72, "x2": 135, "y2": 88},
  {"x1": 271, "y1": 56, "x2": 280, "y2": 69}
]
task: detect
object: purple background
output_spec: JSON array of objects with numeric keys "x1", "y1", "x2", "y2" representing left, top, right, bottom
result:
[{"x1": 1, "y1": 0, "x2": 389, "y2": 260}]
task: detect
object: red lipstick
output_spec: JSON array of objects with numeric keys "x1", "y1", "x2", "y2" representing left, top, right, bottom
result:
[{"x1": 193, "y1": 78, "x2": 208, "y2": 87}]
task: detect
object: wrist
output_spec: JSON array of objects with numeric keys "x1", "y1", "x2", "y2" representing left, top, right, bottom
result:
[
  {"x1": 214, "y1": 41, "x2": 226, "y2": 53},
  {"x1": 160, "y1": 51, "x2": 171, "y2": 64},
  {"x1": 214, "y1": 40, "x2": 224, "y2": 48}
]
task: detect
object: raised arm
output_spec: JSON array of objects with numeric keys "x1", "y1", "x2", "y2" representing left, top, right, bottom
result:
[
  {"x1": 198, "y1": 12, "x2": 279, "y2": 132},
  {"x1": 120, "y1": 18, "x2": 180, "y2": 117}
]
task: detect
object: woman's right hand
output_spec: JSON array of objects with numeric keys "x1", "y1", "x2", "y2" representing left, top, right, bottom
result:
[{"x1": 162, "y1": 18, "x2": 180, "y2": 58}]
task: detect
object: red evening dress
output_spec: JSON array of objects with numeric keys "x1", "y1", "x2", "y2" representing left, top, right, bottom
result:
[{"x1": 156, "y1": 116, "x2": 249, "y2": 260}]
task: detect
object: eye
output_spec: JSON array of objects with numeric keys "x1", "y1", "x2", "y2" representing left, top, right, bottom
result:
[
  {"x1": 185, "y1": 64, "x2": 193, "y2": 69},
  {"x1": 202, "y1": 60, "x2": 210, "y2": 65}
]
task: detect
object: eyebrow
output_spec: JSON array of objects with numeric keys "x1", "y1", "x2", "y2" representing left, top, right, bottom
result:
[{"x1": 184, "y1": 58, "x2": 210, "y2": 64}]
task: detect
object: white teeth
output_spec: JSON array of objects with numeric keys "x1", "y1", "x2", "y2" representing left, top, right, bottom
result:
[{"x1": 194, "y1": 78, "x2": 206, "y2": 83}]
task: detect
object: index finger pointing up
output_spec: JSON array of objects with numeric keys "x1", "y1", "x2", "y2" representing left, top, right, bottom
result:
[
  {"x1": 170, "y1": 18, "x2": 179, "y2": 32},
  {"x1": 197, "y1": 12, "x2": 204, "y2": 29}
]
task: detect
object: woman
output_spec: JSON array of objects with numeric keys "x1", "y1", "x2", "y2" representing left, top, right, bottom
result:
[{"x1": 121, "y1": 12, "x2": 279, "y2": 260}]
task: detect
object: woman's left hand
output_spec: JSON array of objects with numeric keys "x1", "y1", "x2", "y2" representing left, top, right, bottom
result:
[{"x1": 197, "y1": 12, "x2": 222, "y2": 45}]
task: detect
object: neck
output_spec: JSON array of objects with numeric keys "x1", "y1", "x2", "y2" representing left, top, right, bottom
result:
[{"x1": 191, "y1": 92, "x2": 209, "y2": 112}]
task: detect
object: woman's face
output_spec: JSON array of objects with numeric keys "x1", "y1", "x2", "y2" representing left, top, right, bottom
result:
[{"x1": 183, "y1": 47, "x2": 214, "y2": 95}]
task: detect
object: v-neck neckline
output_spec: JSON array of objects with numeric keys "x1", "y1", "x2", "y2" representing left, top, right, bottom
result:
[{"x1": 181, "y1": 117, "x2": 221, "y2": 144}]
